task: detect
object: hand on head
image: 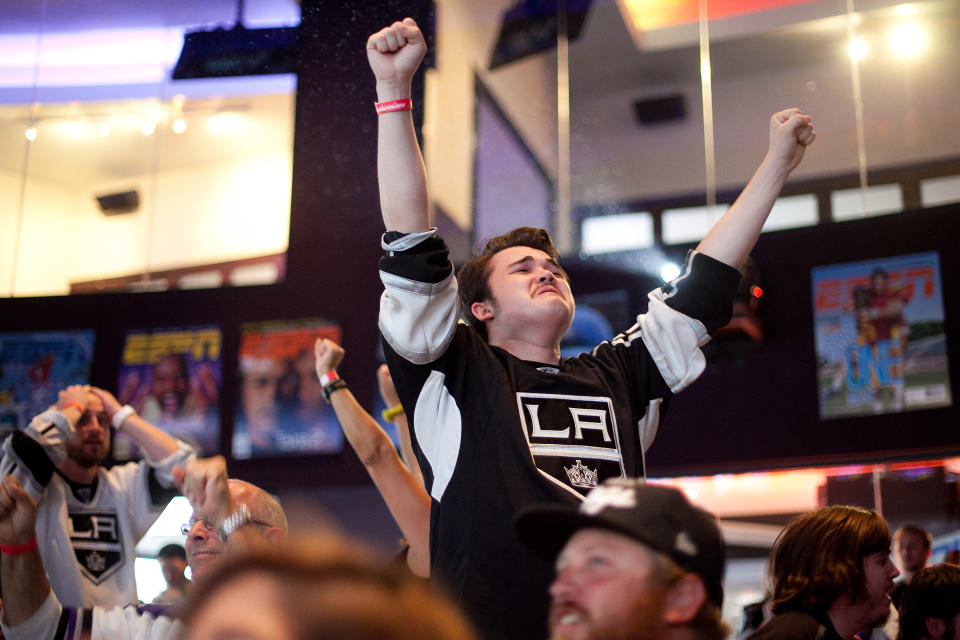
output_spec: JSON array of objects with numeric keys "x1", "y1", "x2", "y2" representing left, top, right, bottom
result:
[
  {"x1": 174, "y1": 456, "x2": 235, "y2": 526},
  {"x1": 0, "y1": 476, "x2": 37, "y2": 545},
  {"x1": 57, "y1": 384, "x2": 91, "y2": 412},
  {"x1": 366, "y1": 18, "x2": 426, "y2": 91},
  {"x1": 89, "y1": 386, "x2": 121, "y2": 418},
  {"x1": 314, "y1": 338, "x2": 345, "y2": 380}
]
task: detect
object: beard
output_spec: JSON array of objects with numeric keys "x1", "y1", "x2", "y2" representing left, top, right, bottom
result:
[
  {"x1": 66, "y1": 439, "x2": 106, "y2": 467},
  {"x1": 550, "y1": 585, "x2": 671, "y2": 640}
]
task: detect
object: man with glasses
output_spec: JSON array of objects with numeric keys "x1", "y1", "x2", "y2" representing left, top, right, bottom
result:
[{"x1": 0, "y1": 455, "x2": 288, "y2": 640}]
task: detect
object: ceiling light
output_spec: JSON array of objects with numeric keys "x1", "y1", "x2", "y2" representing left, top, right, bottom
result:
[
  {"x1": 140, "y1": 120, "x2": 156, "y2": 136},
  {"x1": 848, "y1": 38, "x2": 869, "y2": 61},
  {"x1": 889, "y1": 22, "x2": 927, "y2": 58},
  {"x1": 172, "y1": 118, "x2": 187, "y2": 134},
  {"x1": 24, "y1": 127, "x2": 37, "y2": 141}
]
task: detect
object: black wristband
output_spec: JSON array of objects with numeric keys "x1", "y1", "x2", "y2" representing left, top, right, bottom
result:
[{"x1": 322, "y1": 379, "x2": 348, "y2": 404}]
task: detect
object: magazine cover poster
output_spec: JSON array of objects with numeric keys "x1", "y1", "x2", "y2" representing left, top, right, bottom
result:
[
  {"x1": 116, "y1": 326, "x2": 222, "y2": 456},
  {"x1": 812, "y1": 251, "x2": 952, "y2": 419},
  {"x1": 233, "y1": 319, "x2": 344, "y2": 459},
  {"x1": 0, "y1": 330, "x2": 95, "y2": 434}
]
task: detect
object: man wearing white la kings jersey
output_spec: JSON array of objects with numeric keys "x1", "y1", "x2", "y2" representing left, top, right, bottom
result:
[{"x1": 366, "y1": 18, "x2": 815, "y2": 640}]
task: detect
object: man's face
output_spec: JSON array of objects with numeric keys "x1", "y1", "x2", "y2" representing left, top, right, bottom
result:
[
  {"x1": 160, "y1": 555, "x2": 188, "y2": 586},
  {"x1": 548, "y1": 529, "x2": 671, "y2": 640},
  {"x1": 483, "y1": 246, "x2": 575, "y2": 339},
  {"x1": 184, "y1": 515, "x2": 224, "y2": 581},
  {"x1": 858, "y1": 551, "x2": 900, "y2": 628},
  {"x1": 64, "y1": 392, "x2": 110, "y2": 467},
  {"x1": 151, "y1": 355, "x2": 189, "y2": 414},
  {"x1": 241, "y1": 359, "x2": 287, "y2": 431},
  {"x1": 896, "y1": 531, "x2": 930, "y2": 574}
]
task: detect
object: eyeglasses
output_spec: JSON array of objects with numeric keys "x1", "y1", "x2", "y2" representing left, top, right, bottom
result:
[
  {"x1": 180, "y1": 516, "x2": 217, "y2": 536},
  {"x1": 180, "y1": 514, "x2": 273, "y2": 537}
]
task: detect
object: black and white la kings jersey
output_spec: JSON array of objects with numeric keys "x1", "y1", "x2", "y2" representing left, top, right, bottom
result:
[{"x1": 378, "y1": 229, "x2": 740, "y2": 640}]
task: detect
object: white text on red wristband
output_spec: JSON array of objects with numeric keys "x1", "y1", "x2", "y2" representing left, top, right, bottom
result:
[{"x1": 375, "y1": 99, "x2": 412, "y2": 114}]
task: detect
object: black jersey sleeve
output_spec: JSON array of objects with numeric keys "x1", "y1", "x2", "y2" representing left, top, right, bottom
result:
[{"x1": 378, "y1": 229, "x2": 460, "y2": 366}]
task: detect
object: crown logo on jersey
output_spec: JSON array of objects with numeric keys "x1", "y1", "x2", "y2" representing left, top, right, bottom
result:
[
  {"x1": 86, "y1": 550, "x2": 107, "y2": 572},
  {"x1": 565, "y1": 460, "x2": 599, "y2": 489}
]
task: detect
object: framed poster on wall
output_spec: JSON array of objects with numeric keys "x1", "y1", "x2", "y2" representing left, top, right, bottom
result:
[
  {"x1": 0, "y1": 330, "x2": 95, "y2": 434},
  {"x1": 812, "y1": 251, "x2": 952, "y2": 419},
  {"x1": 233, "y1": 319, "x2": 344, "y2": 459},
  {"x1": 116, "y1": 326, "x2": 222, "y2": 457}
]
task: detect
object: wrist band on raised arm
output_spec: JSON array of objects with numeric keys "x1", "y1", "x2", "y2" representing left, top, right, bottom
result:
[
  {"x1": 375, "y1": 98, "x2": 412, "y2": 114},
  {"x1": 0, "y1": 535, "x2": 38, "y2": 555},
  {"x1": 382, "y1": 404, "x2": 404, "y2": 423},
  {"x1": 319, "y1": 370, "x2": 340, "y2": 389},
  {"x1": 62, "y1": 402, "x2": 84, "y2": 414},
  {"x1": 112, "y1": 404, "x2": 136, "y2": 430},
  {"x1": 322, "y1": 379, "x2": 348, "y2": 404}
]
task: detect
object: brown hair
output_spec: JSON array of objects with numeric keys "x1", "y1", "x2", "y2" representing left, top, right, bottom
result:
[
  {"x1": 457, "y1": 227, "x2": 562, "y2": 342},
  {"x1": 898, "y1": 563, "x2": 960, "y2": 640},
  {"x1": 182, "y1": 534, "x2": 476, "y2": 640},
  {"x1": 769, "y1": 505, "x2": 891, "y2": 615}
]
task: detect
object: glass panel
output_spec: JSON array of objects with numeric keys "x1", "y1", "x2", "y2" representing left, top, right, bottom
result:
[
  {"x1": 0, "y1": 0, "x2": 299, "y2": 297},
  {"x1": 920, "y1": 174, "x2": 960, "y2": 208},
  {"x1": 570, "y1": 1, "x2": 706, "y2": 254},
  {"x1": 831, "y1": 183, "x2": 903, "y2": 220},
  {"x1": 860, "y1": 2, "x2": 960, "y2": 200},
  {"x1": 765, "y1": 193, "x2": 819, "y2": 231},
  {"x1": 581, "y1": 212, "x2": 653, "y2": 254}
]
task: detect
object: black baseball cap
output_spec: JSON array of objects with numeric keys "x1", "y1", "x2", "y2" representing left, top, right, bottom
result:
[{"x1": 515, "y1": 479, "x2": 726, "y2": 606}]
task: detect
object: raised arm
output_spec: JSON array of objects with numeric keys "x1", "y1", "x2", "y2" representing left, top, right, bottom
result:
[
  {"x1": 316, "y1": 339, "x2": 430, "y2": 577},
  {"x1": 377, "y1": 364, "x2": 424, "y2": 488},
  {"x1": 696, "y1": 108, "x2": 816, "y2": 268},
  {"x1": 0, "y1": 475, "x2": 51, "y2": 628},
  {"x1": 367, "y1": 18, "x2": 430, "y2": 233},
  {"x1": 91, "y1": 387, "x2": 181, "y2": 462}
]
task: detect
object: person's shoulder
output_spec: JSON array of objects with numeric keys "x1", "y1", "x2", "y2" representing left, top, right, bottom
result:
[{"x1": 747, "y1": 611, "x2": 825, "y2": 640}]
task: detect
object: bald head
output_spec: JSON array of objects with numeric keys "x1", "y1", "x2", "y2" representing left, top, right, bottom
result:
[
  {"x1": 185, "y1": 480, "x2": 288, "y2": 581},
  {"x1": 228, "y1": 479, "x2": 289, "y2": 538}
]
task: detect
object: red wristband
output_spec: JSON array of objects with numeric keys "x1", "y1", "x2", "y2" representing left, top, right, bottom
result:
[
  {"x1": 62, "y1": 402, "x2": 84, "y2": 413},
  {"x1": 375, "y1": 98, "x2": 412, "y2": 114},
  {"x1": 0, "y1": 535, "x2": 38, "y2": 555},
  {"x1": 319, "y1": 370, "x2": 340, "y2": 389}
]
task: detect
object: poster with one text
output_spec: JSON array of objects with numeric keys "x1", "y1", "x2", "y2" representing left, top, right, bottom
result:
[
  {"x1": 812, "y1": 251, "x2": 951, "y2": 419},
  {"x1": 0, "y1": 330, "x2": 95, "y2": 434},
  {"x1": 233, "y1": 319, "x2": 343, "y2": 459},
  {"x1": 117, "y1": 326, "x2": 222, "y2": 457}
]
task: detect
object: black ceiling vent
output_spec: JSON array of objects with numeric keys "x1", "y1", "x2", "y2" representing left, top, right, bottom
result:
[
  {"x1": 489, "y1": 0, "x2": 593, "y2": 70},
  {"x1": 172, "y1": 25, "x2": 299, "y2": 79},
  {"x1": 96, "y1": 189, "x2": 140, "y2": 215},
  {"x1": 633, "y1": 94, "x2": 687, "y2": 125}
]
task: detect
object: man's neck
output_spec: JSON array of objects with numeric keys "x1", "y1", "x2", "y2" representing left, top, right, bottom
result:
[
  {"x1": 490, "y1": 335, "x2": 561, "y2": 365},
  {"x1": 57, "y1": 458, "x2": 99, "y2": 484}
]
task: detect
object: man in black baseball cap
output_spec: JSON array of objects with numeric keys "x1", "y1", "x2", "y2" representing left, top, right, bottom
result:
[{"x1": 515, "y1": 479, "x2": 728, "y2": 640}]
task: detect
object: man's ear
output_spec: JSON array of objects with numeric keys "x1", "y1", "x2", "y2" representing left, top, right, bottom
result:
[
  {"x1": 471, "y1": 301, "x2": 494, "y2": 322},
  {"x1": 925, "y1": 617, "x2": 946, "y2": 640},
  {"x1": 264, "y1": 527, "x2": 286, "y2": 546},
  {"x1": 663, "y1": 573, "x2": 708, "y2": 625}
]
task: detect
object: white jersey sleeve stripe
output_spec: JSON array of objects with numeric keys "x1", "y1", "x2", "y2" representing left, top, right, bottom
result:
[
  {"x1": 637, "y1": 398, "x2": 663, "y2": 453},
  {"x1": 413, "y1": 370, "x2": 462, "y2": 502},
  {"x1": 379, "y1": 270, "x2": 460, "y2": 365},
  {"x1": 639, "y1": 294, "x2": 710, "y2": 393}
]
